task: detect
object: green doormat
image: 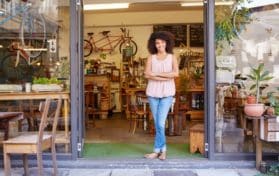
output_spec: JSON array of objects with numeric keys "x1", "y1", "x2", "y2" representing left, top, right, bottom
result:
[{"x1": 83, "y1": 143, "x2": 202, "y2": 158}]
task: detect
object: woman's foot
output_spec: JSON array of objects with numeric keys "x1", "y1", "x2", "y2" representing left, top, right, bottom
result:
[
  {"x1": 144, "y1": 152, "x2": 159, "y2": 159},
  {"x1": 158, "y1": 152, "x2": 166, "y2": 160}
]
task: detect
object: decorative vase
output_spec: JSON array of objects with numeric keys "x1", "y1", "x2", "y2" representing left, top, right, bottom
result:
[{"x1": 244, "y1": 104, "x2": 265, "y2": 117}]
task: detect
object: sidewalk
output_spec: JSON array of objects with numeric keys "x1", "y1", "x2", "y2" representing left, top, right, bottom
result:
[
  {"x1": 0, "y1": 168, "x2": 260, "y2": 176},
  {"x1": 0, "y1": 158, "x2": 260, "y2": 176}
]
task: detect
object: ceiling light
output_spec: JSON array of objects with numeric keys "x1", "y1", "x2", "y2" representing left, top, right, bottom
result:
[
  {"x1": 181, "y1": 1, "x2": 234, "y2": 7},
  {"x1": 84, "y1": 3, "x2": 129, "y2": 10}
]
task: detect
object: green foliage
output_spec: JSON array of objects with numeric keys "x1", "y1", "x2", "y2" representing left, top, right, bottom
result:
[
  {"x1": 179, "y1": 73, "x2": 189, "y2": 92},
  {"x1": 215, "y1": 0, "x2": 252, "y2": 51},
  {"x1": 255, "y1": 164, "x2": 279, "y2": 176},
  {"x1": 247, "y1": 63, "x2": 273, "y2": 103},
  {"x1": 33, "y1": 77, "x2": 61, "y2": 84},
  {"x1": 191, "y1": 65, "x2": 204, "y2": 80},
  {"x1": 267, "y1": 87, "x2": 279, "y2": 115}
]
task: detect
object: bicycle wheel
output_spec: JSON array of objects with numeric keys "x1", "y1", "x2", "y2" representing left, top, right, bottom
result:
[
  {"x1": 19, "y1": 8, "x2": 46, "y2": 59},
  {"x1": 232, "y1": 4, "x2": 251, "y2": 41},
  {"x1": 1, "y1": 54, "x2": 32, "y2": 82},
  {"x1": 119, "y1": 39, "x2": 138, "y2": 56},
  {"x1": 84, "y1": 39, "x2": 93, "y2": 57}
]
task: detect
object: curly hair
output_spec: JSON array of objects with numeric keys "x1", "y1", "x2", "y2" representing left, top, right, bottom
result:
[{"x1": 147, "y1": 31, "x2": 175, "y2": 54}]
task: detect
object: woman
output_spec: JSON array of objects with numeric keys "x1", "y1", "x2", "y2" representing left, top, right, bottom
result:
[{"x1": 144, "y1": 31, "x2": 179, "y2": 160}]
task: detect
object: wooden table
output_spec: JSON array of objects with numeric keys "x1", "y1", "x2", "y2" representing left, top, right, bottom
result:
[
  {"x1": 0, "y1": 112, "x2": 24, "y2": 140},
  {"x1": 0, "y1": 91, "x2": 70, "y2": 152},
  {"x1": 123, "y1": 87, "x2": 145, "y2": 119},
  {"x1": 245, "y1": 115, "x2": 262, "y2": 170}
]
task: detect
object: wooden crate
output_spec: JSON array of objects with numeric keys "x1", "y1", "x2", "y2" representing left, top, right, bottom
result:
[
  {"x1": 260, "y1": 116, "x2": 279, "y2": 142},
  {"x1": 189, "y1": 124, "x2": 204, "y2": 154}
]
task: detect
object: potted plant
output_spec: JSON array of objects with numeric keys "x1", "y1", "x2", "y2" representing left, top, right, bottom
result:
[
  {"x1": 267, "y1": 87, "x2": 279, "y2": 116},
  {"x1": 191, "y1": 65, "x2": 204, "y2": 87},
  {"x1": 244, "y1": 63, "x2": 273, "y2": 117},
  {"x1": 32, "y1": 77, "x2": 63, "y2": 92}
]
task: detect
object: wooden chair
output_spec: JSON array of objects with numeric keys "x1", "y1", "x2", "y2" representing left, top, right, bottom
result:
[
  {"x1": 3, "y1": 96, "x2": 62, "y2": 176},
  {"x1": 84, "y1": 90, "x2": 96, "y2": 128},
  {"x1": 129, "y1": 91, "x2": 149, "y2": 134}
]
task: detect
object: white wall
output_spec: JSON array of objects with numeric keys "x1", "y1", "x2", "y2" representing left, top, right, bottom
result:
[
  {"x1": 84, "y1": 10, "x2": 204, "y2": 67},
  {"x1": 226, "y1": 8, "x2": 279, "y2": 94}
]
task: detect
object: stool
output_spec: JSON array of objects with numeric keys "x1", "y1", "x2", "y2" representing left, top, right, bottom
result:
[{"x1": 189, "y1": 124, "x2": 204, "y2": 155}]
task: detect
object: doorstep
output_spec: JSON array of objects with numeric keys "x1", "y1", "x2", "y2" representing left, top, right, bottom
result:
[{"x1": 0, "y1": 158, "x2": 255, "y2": 170}]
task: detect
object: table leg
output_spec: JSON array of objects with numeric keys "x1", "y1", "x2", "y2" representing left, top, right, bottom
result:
[
  {"x1": 254, "y1": 119, "x2": 262, "y2": 170},
  {"x1": 143, "y1": 103, "x2": 147, "y2": 131},
  {"x1": 64, "y1": 99, "x2": 69, "y2": 152}
]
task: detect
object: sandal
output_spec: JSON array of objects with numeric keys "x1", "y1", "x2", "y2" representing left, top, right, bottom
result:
[
  {"x1": 158, "y1": 152, "x2": 166, "y2": 161},
  {"x1": 144, "y1": 152, "x2": 159, "y2": 159}
]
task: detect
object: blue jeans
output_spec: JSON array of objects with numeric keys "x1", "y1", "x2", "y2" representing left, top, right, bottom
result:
[{"x1": 148, "y1": 96, "x2": 173, "y2": 153}]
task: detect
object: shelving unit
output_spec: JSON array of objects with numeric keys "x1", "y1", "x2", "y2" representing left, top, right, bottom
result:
[{"x1": 186, "y1": 88, "x2": 204, "y2": 121}]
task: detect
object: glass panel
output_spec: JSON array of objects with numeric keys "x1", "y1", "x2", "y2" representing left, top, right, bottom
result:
[
  {"x1": 0, "y1": 0, "x2": 71, "y2": 153},
  {"x1": 215, "y1": 1, "x2": 279, "y2": 153}
]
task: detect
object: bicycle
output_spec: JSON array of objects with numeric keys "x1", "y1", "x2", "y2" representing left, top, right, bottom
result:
[
  {"x1": 83, "y1": 27, "x2": 138, "y2": 57},
  {"x1": 0, "y1": 0, "x2": 46, "y2": 59},
  {"x1": 0, "y1": 0, "x2": 46, "y2": 82}
]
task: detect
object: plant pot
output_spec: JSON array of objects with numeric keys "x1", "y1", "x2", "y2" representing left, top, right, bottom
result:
[
  {"x1": 244, "y1": 104, "x2": 265, "y2": 117},
  {"x1": 246, "y1": 95, "x2": 256, "y2": 104},
  {"x1": 32, "y1": 84, "x2": 63, "y2": 92}
]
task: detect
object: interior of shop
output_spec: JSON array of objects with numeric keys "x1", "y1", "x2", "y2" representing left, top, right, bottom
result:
[
  {"x1": 82, "y1": 2, "x2": 206, "y2": 158},
  {"x1": 82, "y1": 0, "x2": 279, "y2": 158}
]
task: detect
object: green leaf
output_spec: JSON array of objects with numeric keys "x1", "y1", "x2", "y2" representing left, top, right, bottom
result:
[
  {"x1": 247, "y1": 75, "x2": 255, "y2": 80},
  {"x1": 258, "y1": 63, "x2": 264, "y2": 73},
  {"x1": 261, "y1": 76, "x2": 273, "y2": 81},
  {"x1": 260, "y1": 70, "x2": 270, "y2": 79},
  {"x1": 250, "y1": 84, "x2": 256, "y2": 90}
]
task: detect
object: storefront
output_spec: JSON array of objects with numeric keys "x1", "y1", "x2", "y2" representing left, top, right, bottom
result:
[{"x1": 0, "y1": 0, "x2": 278, "y2": 167}]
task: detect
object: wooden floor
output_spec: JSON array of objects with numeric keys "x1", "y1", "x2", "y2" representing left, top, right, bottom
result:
[{"x1": 85, "y1": 113, "x2": 189, "y2": 144}]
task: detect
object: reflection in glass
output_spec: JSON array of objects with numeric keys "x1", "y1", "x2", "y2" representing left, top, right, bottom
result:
[
  {"x1": 215, "y1": 1, "x2": 279, "y2": 153},
  {"x1": 0, "y1": 0, "x2": 70, "y2": 153}
]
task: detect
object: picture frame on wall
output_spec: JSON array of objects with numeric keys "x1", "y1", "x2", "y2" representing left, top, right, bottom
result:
[{"x1": 153, "y1": 24, "x2": 187, "y2": 47}]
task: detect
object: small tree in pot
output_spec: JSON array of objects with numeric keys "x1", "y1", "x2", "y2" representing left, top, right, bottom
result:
[{"x1": 244, "y1": 63, "x2": 273, "y2": 117}]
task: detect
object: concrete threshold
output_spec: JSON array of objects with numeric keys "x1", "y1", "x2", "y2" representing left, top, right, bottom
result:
[{"x1": 0, "y1": 158, "x2": 255, "y2": 170}]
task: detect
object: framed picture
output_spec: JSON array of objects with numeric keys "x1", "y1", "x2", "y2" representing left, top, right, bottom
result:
[{"x1": 111, "y1": 68, "x2": 120, "y2": 82}]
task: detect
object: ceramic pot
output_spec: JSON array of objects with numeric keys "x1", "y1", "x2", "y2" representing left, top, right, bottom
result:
[
  {"x1": 246, "y1": 95, "x2": 256, "y2": 104},
  {"x1": 244, "y1": 104, "x2": 265, "y2": 117}
]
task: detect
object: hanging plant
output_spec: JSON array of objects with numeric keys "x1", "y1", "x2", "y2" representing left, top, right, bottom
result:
[{"x1": 215, "y1": 0, "x2": 253, "y2": 51}]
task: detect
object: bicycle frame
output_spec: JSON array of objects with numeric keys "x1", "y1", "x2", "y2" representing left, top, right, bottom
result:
[
  {"x1": 89, "y1": 34, "x2": 125, "y2": 53},
  {"x1": 8, "y1": 42, "x2": 43, "y2": 67},
  {"x1": 84, "y1": 27, "x2": 137, "y2": 57}
]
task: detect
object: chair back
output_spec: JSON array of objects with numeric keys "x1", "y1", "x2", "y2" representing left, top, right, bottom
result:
[
  {"x1": 37, "y1": 98, "x2": 51, "y2": 143},
  {"x1": 37, "y1": 96, "x2": 62, "y2": 143},
  {"x1": 51, "y1": 96, "x2": 62, "y2": 138}
]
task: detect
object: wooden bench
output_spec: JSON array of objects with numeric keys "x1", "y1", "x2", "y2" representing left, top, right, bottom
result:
[{"x1": 189, "y1": 124, "x2": 204, "y2": 155}]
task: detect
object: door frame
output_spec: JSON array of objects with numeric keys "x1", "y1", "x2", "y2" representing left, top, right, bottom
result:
[
  {"x1": 73, "y1": 0, "x2": 254, "y2": 160},
  {"x1": 204, "y1": 0, "x2": 215, "y2": 159},
  {"x1": 70, "y1": 0, "x2": 85, "y2": 159}
]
